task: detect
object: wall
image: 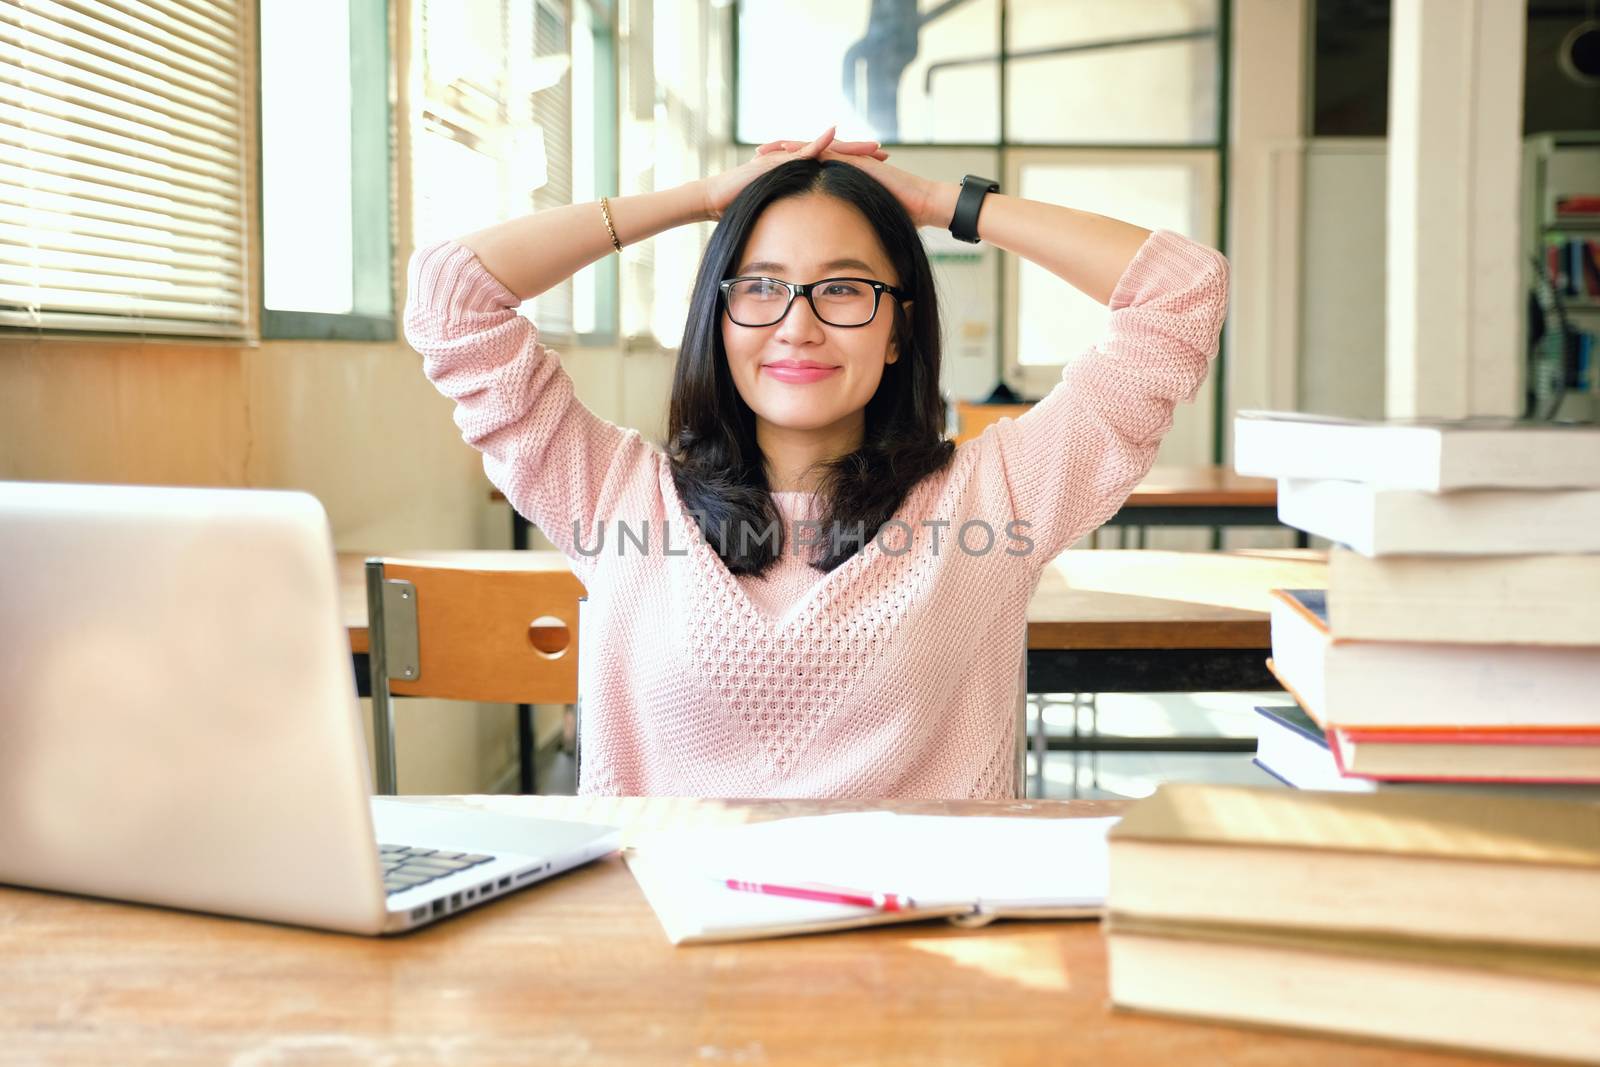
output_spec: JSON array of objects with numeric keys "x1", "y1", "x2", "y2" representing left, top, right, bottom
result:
[{"x1": 1299, "y1": 140, "x2": 1388, "y2": 417}]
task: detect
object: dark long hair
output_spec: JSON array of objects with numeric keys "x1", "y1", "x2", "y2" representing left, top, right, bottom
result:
[{"x1": 665, "y1": 159, "x2": 955, "y2": 577}]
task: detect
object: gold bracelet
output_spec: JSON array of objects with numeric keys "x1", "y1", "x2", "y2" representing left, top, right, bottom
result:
[{"x1": 599, "y1": 196, "x2": 622, "y2": 254}]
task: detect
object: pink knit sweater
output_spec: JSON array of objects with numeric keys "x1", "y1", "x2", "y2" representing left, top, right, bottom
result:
[{"x1": 404, "y1": 230, "x2": 1229, "y2": 799}]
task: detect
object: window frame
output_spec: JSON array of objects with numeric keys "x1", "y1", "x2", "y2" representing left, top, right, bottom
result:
[
  {"x1": 572, "y1": 0, "x2": 622, "y2": 346},
  {"x1": 1002, "y1": 145, "x2": 1222, "y2": 398}
]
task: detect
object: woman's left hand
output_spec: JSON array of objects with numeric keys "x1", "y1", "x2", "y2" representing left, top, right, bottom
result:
[{"x1": 755, "y1": 138, "x2": 942, "y2": 229}]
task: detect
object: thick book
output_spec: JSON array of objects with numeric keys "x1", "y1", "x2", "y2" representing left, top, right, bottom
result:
[
  {"x1": 1276, "y1": 477, "x2": 1600, "y2": 556},
  {"x1": 1106, "y1": 915, "x2": 1600, "y2": 1064},
  {"x1": 1105, "y1": 783, "x2": 1600, "y2": 952},
  {"x1": 624, "y1": 812, "x2": 1116, "y2": 945},
  {"x1": 1233, "y1": 410, "x2": 1600, "y2": 490},
  {"x1": 1251, "y1": 704, "x2": 1375, "y2": 792},
  {"x1": 1326, "y1": 547, "x2": 1600, "y2": 645},
  {"x1": 1330, "y1": 725, "x2": 1600, "y2": 784},
  {"x1": 1269, "y1": 587, "x2": 1600, "y2": 728}
]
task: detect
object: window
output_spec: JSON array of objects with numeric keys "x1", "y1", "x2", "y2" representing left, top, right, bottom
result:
[
  {"x1": 259, "y1": 0, "x2": 394, "y2": 340},
  {"x1": 571, "y1": 0, "x2": 618, "y2": 339},
  {"x1": 730, "y1": 0, "x2": 1227, "y2": 429},
  {"x1": 1005, "y1": 0, "x2": 1218, "y2": 146},
  {"x1": 0, "y1": 2, "x2": 249, "y2": 339},
  {"x1": 619, "y1": 0, "x2": 732, "y2": 348},
  {"x1": 733, "y1": 0, "x2": 1217, "y2": 146},
  {"x1": 736, "y1": 0, "x2": 1001, "y2": 144},
  {"x1": 1005, "y1": 149, "x2": 1219, "y2": 397},
  {"x1": 411, "y1": 0, "x2": 617, "y2": 343}
]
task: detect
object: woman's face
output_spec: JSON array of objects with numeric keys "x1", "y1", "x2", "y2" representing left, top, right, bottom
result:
[{"x1": 721, "y1": 193, "x2": 909, "y2": 436}]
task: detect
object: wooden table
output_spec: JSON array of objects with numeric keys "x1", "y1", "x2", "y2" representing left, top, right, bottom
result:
[
  {"x1": 345, "y1": 548, "x2": 1324, "y2": 694},
  {"x1": 1105, "y1": 465, "x2": 1294, "y2": 549},
  {"x1": 0, "y1": 796, "x2": 1491, "y2": 1067}
]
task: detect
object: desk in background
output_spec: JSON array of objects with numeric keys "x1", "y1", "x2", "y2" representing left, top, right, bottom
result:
[
  {"x1": 341, "y1": 549, "x2": 1326, "y2": 762},
  {"x1": 0, "y1": 795, "x2": 1488, "y2": 1066},
  {"x1": 953, "y1": 400, "x2": 1297, "y2": 549}
]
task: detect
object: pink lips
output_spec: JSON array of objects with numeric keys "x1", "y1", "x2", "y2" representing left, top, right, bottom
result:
[{"x1": 763, "y1": 361, "x2": 841, "y2": 384}]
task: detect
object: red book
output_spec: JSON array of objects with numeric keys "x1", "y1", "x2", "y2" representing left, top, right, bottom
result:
[{"x1": 1556, "y1": 194, "x2": 1600, "y2": 214}]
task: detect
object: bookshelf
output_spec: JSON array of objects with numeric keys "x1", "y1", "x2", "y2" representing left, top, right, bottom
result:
[{"x1": 1522, "y1": 133, "x2": 1600, "y2": 422}]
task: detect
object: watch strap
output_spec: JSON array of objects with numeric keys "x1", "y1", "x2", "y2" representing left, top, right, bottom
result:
[{"x1": 950, "y1": 175, "x2": 999, "y2": 244}]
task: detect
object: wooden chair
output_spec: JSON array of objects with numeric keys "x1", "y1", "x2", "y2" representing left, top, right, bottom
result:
[{"x1": 364, "y1": 557, "x2": 586, "y2": 795}]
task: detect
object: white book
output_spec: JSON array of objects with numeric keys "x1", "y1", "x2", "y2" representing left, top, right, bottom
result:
[
  {"x1": 1277, "y1": 477, "x2": 1600, "y2": 556},
  {"x1": 624, "y1": 812, "x2": 1116, "y2": 945},
  {"x1": 1233, "y1": 410, "x2": 1600, "y2": 491},
  {"x1": 1327, "y1": 547, "x2": 1600, "y2": 645},
  {"x1": 1269, "y1": 589, "x2": 1600, "y2": 728},
  {"x1": 1251, "y1": 705, "x2": 1375, "y2": 791}
]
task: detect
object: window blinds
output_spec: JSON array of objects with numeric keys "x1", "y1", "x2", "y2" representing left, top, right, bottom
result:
[{"x1": 0, "y1": 0, "x2": 249, "y2": 338}]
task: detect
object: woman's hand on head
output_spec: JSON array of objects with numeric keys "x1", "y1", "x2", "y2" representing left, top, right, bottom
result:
[
  {"x1": 698, "y1": 126, "x2": 893, "y2": 221},
  {"x1": 745, "y1": 132, "x2": 940, "y2": 230}
]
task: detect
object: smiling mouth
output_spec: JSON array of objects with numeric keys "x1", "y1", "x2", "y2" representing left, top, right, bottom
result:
[{"x1": 762, "y1": 364, "x2": 842, "y2": 382}]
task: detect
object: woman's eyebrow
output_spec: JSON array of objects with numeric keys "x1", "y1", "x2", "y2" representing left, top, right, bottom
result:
[{"x1": 738, "y1": 257, "x2": 877, "y2": 275}]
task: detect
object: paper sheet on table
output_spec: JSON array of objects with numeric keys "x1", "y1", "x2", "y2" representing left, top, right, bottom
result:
[{"x1": 623, "y1": 812, "x2": 1119, "y2": 944}]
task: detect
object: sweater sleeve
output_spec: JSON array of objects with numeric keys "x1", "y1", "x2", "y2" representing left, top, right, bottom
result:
[
  {"x1": 403, "y1": 239, "x2": 653, "y2": 585},
  {"x1": 984, "y1": 229, "x2": 1230, "y2": 568}
]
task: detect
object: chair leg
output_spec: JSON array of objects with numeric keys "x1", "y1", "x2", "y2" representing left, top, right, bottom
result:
[
  {"x1": 1013, "y1": 652, "x2": 1028, "y2": 799},
  {"x1": 1032, "y1": 692, "x2": 1049, "y2": 797},
  {"x1": 364, "y1": 560, "x2": 399, "y2": 796},
  {"x1": 517, "y1": 704, "x2": 537, "y2": 794},
  {"x1": 371, "y1": 682, "x2": 399, "y2": 796}
]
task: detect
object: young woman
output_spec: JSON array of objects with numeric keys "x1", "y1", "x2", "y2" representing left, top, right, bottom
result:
[{"x1": 404, "y1": 126, "x2": 1229, "y2": 799}]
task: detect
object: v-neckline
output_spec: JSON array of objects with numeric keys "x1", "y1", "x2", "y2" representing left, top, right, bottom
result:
[{"x1": 663, "y1": 479, "x2": 889, "y2": 634}]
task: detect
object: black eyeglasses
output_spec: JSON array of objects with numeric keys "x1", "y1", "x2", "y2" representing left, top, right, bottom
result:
[{"x1": 718, "y1": 276, "x2": 910, "y2": 328}]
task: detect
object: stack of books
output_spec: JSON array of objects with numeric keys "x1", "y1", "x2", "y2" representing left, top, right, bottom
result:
[
  {"x1": 1104, "y1": 783, "x2": 1600, "y2": 1061},
  {"x1": 1231, "y1": 411, "x2": 1600, "y2": 790}
]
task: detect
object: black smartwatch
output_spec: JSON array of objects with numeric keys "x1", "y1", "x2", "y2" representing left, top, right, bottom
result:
[{"x1": 949, "y1": 175, "x2": 999, "y2": 244}]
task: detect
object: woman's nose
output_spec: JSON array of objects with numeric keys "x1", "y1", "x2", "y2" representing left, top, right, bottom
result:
[{"x1": 774, "y1": 292, "x2": 826, "y2": 340}]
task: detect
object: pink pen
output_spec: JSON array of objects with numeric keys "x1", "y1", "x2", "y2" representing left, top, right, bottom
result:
[{"x1": 723, "y1": 879, "x2": 915, "y2": 912}]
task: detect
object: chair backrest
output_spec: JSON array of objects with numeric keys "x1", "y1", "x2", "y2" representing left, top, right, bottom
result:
[{"x1": 365, "y1": 556, "x2": 586, "y2": 794}]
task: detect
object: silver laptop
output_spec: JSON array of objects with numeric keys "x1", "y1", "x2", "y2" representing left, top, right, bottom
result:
[{"x1": 0, "y1": 480, "x2": 620, "y2": 935}]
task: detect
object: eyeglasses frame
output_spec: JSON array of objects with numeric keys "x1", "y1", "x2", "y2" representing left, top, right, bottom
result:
[{"x1": 717, "y1": 275, "x2": 911, "y2": 329}]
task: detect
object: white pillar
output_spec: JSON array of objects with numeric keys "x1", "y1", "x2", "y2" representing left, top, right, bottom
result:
[
  {"x1": 1225, "y1": 0, "x2": 1309, "y2": 451},
  {"x1": 1386, "y1": 0, "x2": 1527, "y2": 418}
]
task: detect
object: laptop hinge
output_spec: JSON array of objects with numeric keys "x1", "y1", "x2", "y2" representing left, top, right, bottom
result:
[{"x1": 380, "y1": 578, "x2": 420, "y2": 681}]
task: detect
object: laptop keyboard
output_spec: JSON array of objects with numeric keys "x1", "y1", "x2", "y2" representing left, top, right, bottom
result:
[{"x1": 379, "y1": 844, "x2": 495, "y2": 896}]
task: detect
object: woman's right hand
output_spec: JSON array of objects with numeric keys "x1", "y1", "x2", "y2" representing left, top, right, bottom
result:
[{"x1": 698, "y1": 126, "x2": 890, "y2": 221}]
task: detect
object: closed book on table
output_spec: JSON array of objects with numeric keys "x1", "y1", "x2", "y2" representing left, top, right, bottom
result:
[
  {"x1": 1105, "y1": 914, "x2": 1600, "y2": 1064},
  {"x1": 1326, "y1": 549, "x2": 1600, "y2": 645},
  {"x1": 1268, "y1": 587, "x2": 1600, "y2": 728},
  {"x1": 1329, "y1": 726, "x2": 1600, "y2": 784},
  {"x1": 1233, "y1": 410, "x2": 1600, "y2": 491},
  {"x1": 1105, "y1": 783, "x2": 1600, "y2": 951},
  {"x1": 1275, "y1": 477, "x2": 1600, "y2": 556}
]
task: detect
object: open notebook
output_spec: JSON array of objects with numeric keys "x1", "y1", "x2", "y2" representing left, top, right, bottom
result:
[{"x1": 624, "y1": 812, "x2": 1118, "y2": 944}]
